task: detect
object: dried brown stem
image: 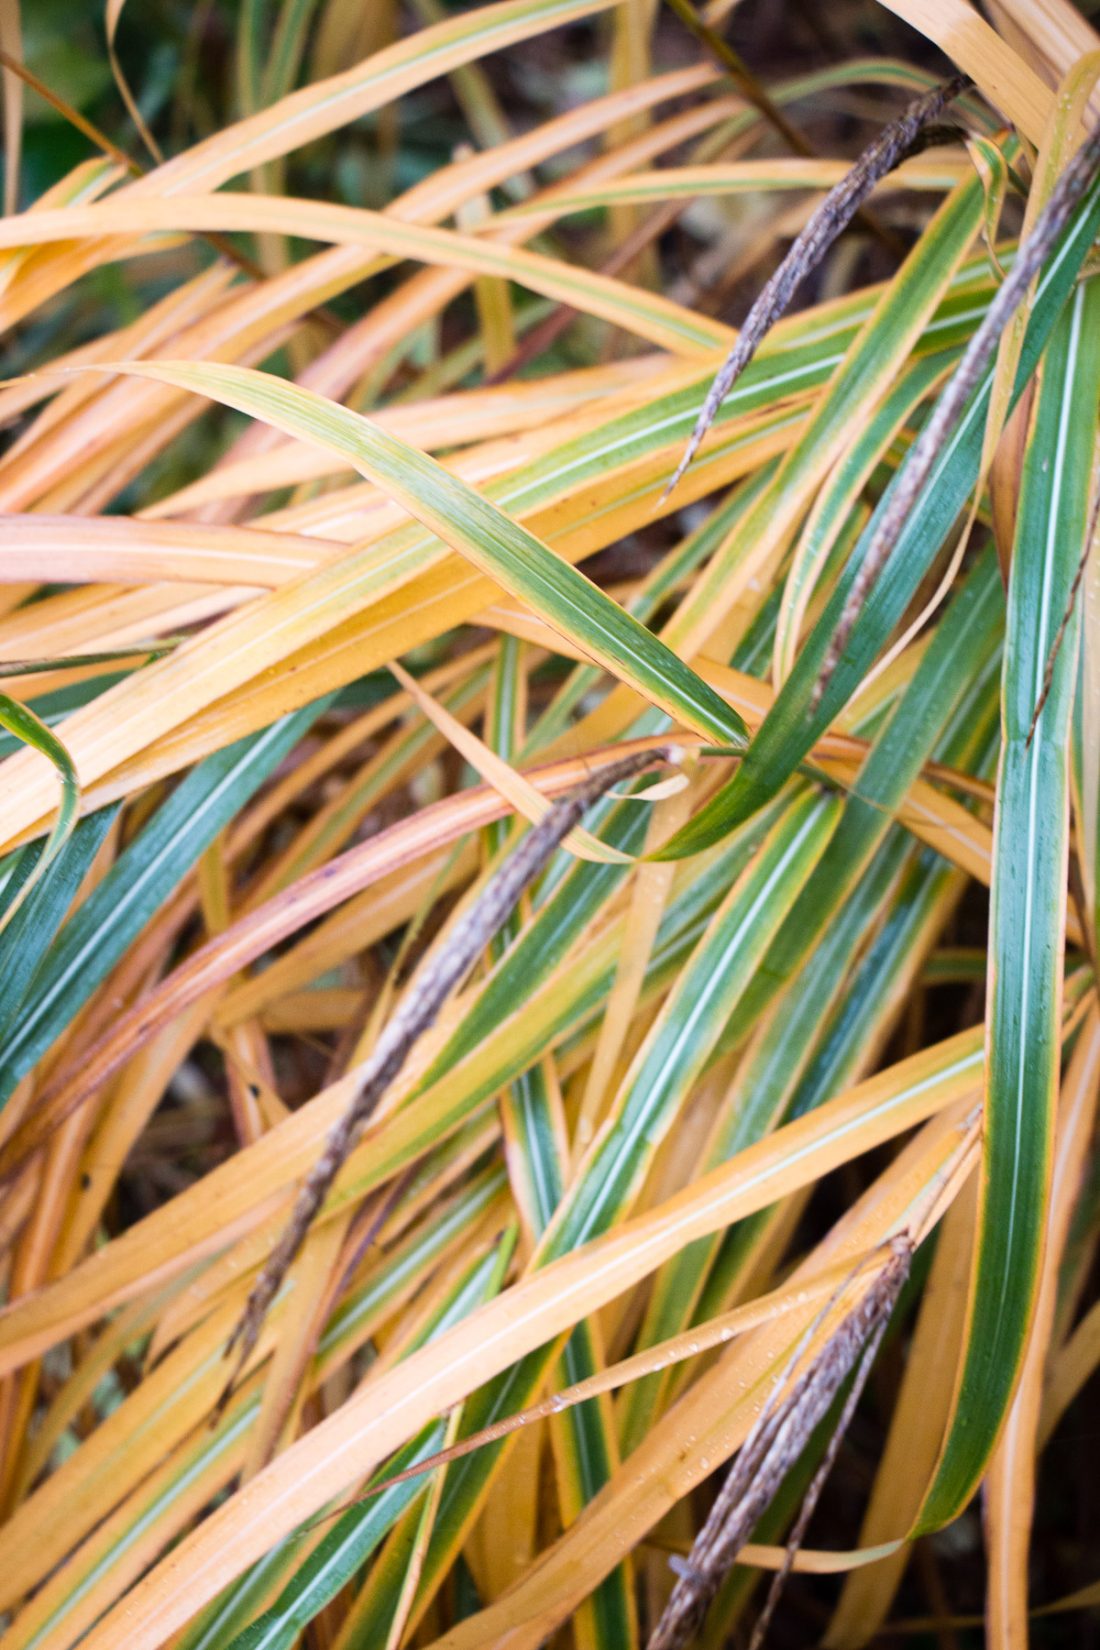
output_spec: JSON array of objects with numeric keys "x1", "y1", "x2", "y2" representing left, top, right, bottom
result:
[
  {"x1": 221, "y1": 747, "x2": 673, "y2": 1394},
  {"x1": 812, "y1": 115, "x2": 1100, "y2": 715},
  {"x1": 1025, "y1": 476, "x2": 1100, "y2": 747},
  {"x1": 645, "y1": 1238, "x2": 912, "y2": 1650},
  {"x1": 0, "y1": 44, "x2": 141, "y2": 175},
  {"x1": 662, "y1": 0, "x2": 910, "y2": 260},
  {"x1": 661, "y1": 0, "x2": 826, "y2": 166},
  {"x1": 746, "y1": 1284, "x2": 895, "y2": 1650},
  {"x1": 663, "y1": 72, "x2": 971, "y2": 502}
]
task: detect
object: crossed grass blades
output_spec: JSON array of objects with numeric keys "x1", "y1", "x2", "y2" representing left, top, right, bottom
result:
[{"x1": 1, "y1": 3, "x2": 1100, "y2": 1649}]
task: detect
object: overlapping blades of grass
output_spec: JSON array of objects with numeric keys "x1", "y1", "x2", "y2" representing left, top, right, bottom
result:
[
  {"x1": 3, "y1": 4, "x2": 1099, "y2": 1644},
  {"x1": 0, "y1": 697, "x2": 332, "y2": 1107},
  {"x1": 619, "y1": 547, "x2": 1003, "y2": 1451},
  {"x1": 101, "y1": 359, "x2": 750, "y2": 752},
  {"x1": 669, "y1": 139, "x2": 1100, "y2": 851}
]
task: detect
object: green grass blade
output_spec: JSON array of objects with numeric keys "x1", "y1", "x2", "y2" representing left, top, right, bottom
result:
[
  {"x1": 524, "y1": 469, "x2": 776, "y2": 753},
  {"x1": 724, "y1": 545, "x2": 1004, "y2": 1033},
  {"x1": 0, "y1": 809, "x2": 118, "y2": 1065},
  {"x1": 916, "y1": 273, "x2": 1100, "y2": 1529},
  {"x1": 0, "y1": 693, "x2": 81, "y2": 937},
  {"x1": 105, "y1": 360, "x2": 750, "y2": 749},
  {"x1": 774, "y1": 352, "x2": 955, "y2": 675}
]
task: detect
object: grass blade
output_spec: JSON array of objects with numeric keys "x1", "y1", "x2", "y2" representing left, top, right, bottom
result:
[{"x1": 916, "y1": 274, "x2": 1100, "y2": 1529}]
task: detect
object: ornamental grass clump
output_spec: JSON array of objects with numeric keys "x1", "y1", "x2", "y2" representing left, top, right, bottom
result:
[{"x1": 0, "y1": 2, "x2": 1098, "y2": 1646}]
